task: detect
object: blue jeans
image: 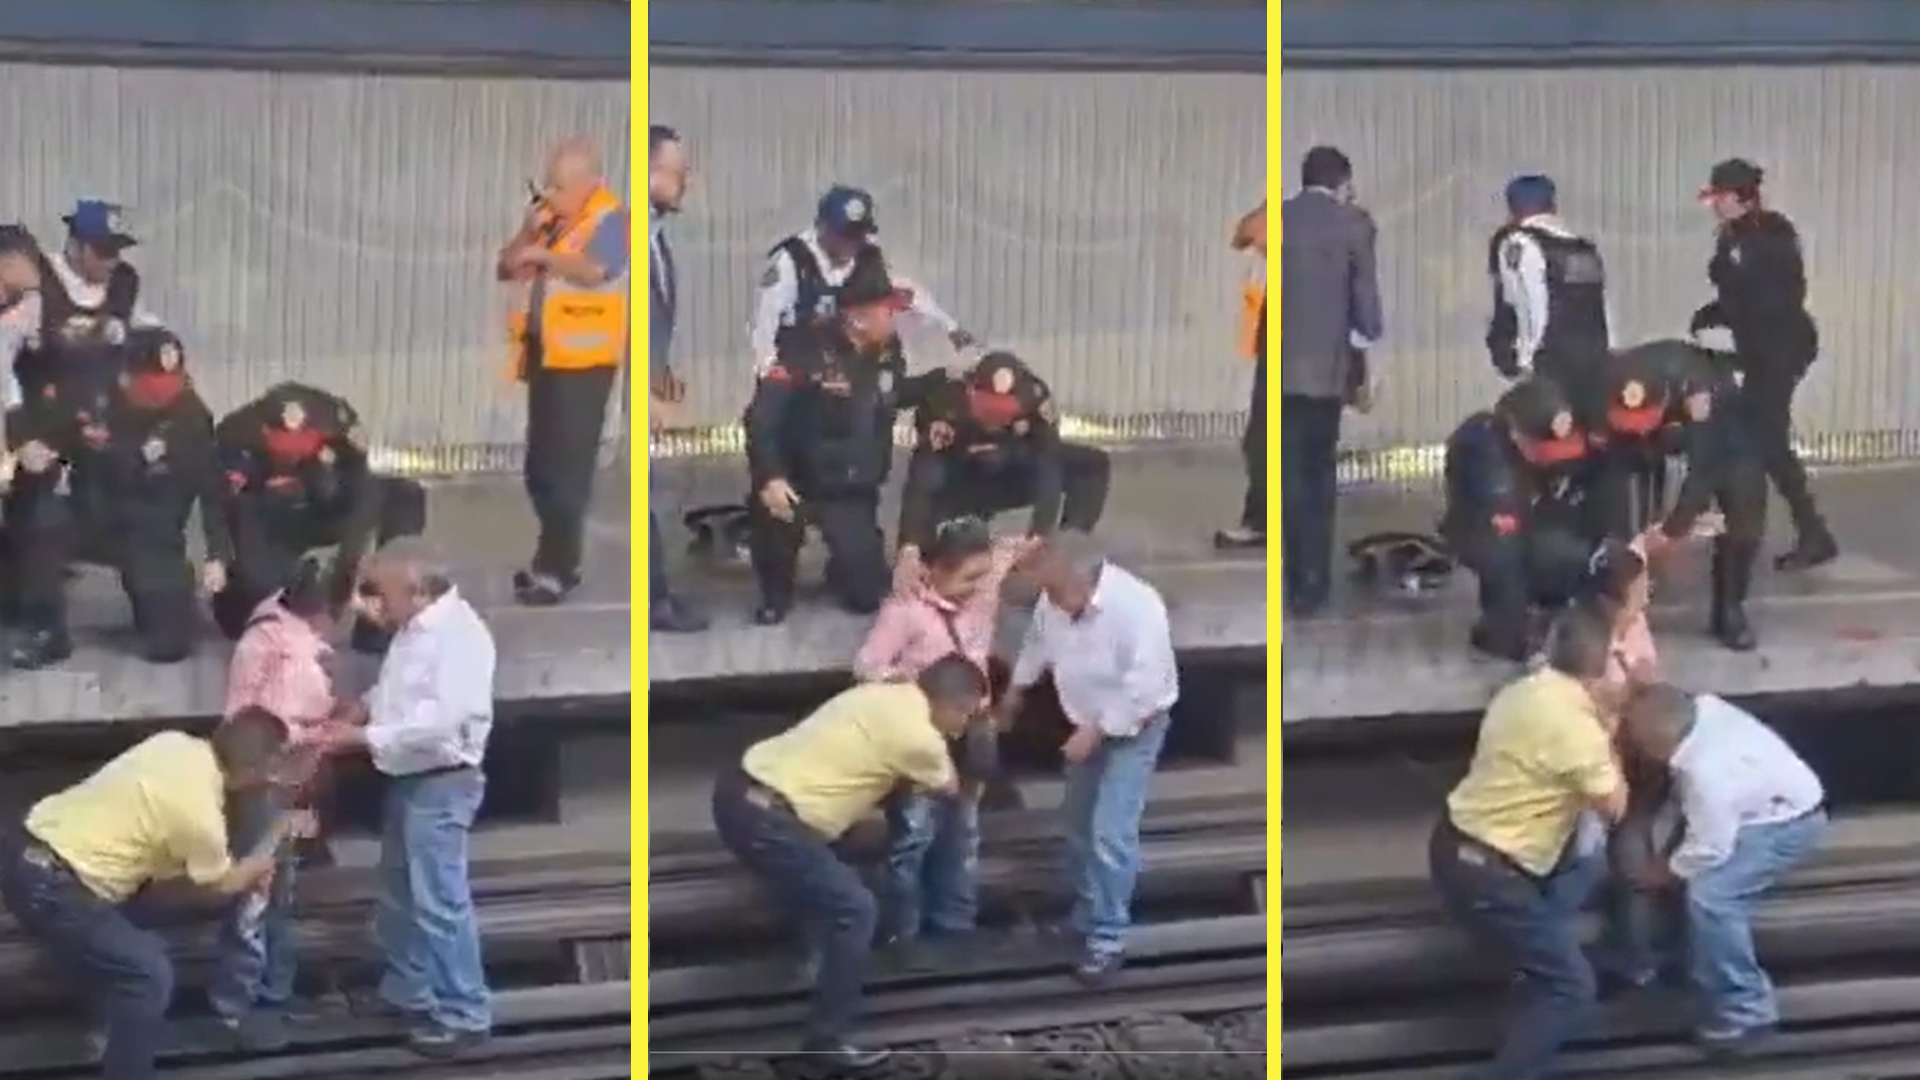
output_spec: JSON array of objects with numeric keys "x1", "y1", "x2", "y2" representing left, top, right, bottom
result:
[
  {"x1": 374, "y1": 768, "x2": 490, "y2": 1033},
  {"x1": 1686, "y1": 810, "x2": 1826, "y2": 1036},
  {"x1": 883, "y1": 792, "x2": 981, "y2": 940},
  {"x1": 0, "y1": 830, "x2": 172, "y2": 1080},
  {"x1": 1429, "y1": 820, "x2": 1606, "y2": 1080},
  {"x1": 207, "y1": 792, "x2": 299, "y2": 1018},
  {"x1": 1061, "y1": 715, "x2": 1169, "y2": 958},
  {"x1": 711, "y1": 768, "x2": 875, "y2": 1043}
]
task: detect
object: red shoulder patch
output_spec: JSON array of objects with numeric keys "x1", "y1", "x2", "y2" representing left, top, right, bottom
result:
[
  {"x1": 1491, "y1": 512, "x2": 1520, "y2": 537},
  {"x1": 762, "y1": 364, "x2": 793, "y2": 384}
]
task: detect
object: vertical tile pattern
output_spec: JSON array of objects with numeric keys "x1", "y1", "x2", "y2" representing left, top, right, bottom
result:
[
  {"x1": 1283, "y1": 64, "x2": 1920, "y2": 479},
  {"x1": 0, "y1": 63, "x2": 629, "y2": 474}
]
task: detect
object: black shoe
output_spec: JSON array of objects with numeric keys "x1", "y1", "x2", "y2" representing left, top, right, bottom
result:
[
  {"x1": 797, "y1": 1036, "x2": 890, "y2": 1070},
  {"x1": 1714, "y1": 603, "x2": 1757, "y2": 652},
  {"x1": 650, "y1": 595, "x2": 709, "y2": 633},
  {"x1": 8, "y1": 629, "x2": 72, "y2": 670},
  {"x1": 1213, "y1": 528, "x2": 1266, "y2": 552},
  {"x1": 1694, "y1": 1023, "x2": 1776, "y2": 1059},
  {"x1": 512, "y1": 568, "x2": 579, "y2": 607},
  {"x1": 1071, "y1": 951, "x2": 1123, "y2": 987},
  {"x1": 753, "y1": 602, "x2": 790, "y2": 627},
  {"x1": 406, "y1": 1023, "x2": 488, "y2": 1059},
  {"x1": 345, "y1": 988, "x2": 430, "y2": 1025},
  {"x1": 217, "y1": 1010, "x2": 292, "y2": 1053},
  {"x1": 1773, "y1": 530, "x2": 1838, "y2": 573},
  {"x1": 1284, "y1": 594, "x2": 1328, "y2": 620}
]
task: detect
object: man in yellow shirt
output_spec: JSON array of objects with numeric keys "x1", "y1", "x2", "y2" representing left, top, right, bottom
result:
[
  {"x1": 712, "y1": 655, "x2": 987, "y2": 1069},
  {"x1": 1429, "y1": 605, "x2": 1629, "y2": 1080},
  {"x1": 0, "y1": 712, "x2": 293, "y2": 1080}
]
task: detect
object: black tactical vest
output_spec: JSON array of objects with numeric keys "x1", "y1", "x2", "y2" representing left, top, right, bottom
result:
[
  {"x1": 774, "y1": 330, "x2": 906, "y2": 495},
  {"x1": 15, "y1": 258, "x2": 140, "y2": 405},
  {"x1": 771, "y1": 236, "x2": 836, "y2": 329},
  {"x1": 1519, "y1": 226, "x2": 1609, "y2": 358}
]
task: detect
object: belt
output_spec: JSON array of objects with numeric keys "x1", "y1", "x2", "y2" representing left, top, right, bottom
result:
[
  {"x1": 391, "y1": 763, "x2": 478, "y2": 782},
  {"x1": 1439, "y1": 818, "x2": 1545, "y2": 885},
  {"x1": 17, "y1": 842, "x2": 76, "y2": 880}
]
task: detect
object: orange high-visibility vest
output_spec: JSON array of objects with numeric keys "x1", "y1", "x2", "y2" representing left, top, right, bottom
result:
[
  {"x1": 1239, "y1": 270, "x2": 1266, "y2": 361},
  {"x1": 507, "y1": 185, "x2": 629, "y2": 380}
]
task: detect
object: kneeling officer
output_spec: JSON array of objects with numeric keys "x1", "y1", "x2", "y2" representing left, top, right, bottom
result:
[
  {"x1": 744, "y1": 246, "x2": 942, "y2": 625},
  {"x1": 1441, "y1": 377, "x2": 1602, "y2": 662},
  {"x1": 895, "y1": 351, "x2": 1110, "y2": 576},
  {"x1": 5, "y1": 327, "x2": 229, "y2": 669},
  {"x1": 211, "y1": 382, "x2": 426, "y2": 645}
]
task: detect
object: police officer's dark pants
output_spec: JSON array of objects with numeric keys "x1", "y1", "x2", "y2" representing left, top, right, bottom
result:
[
  {"x1": 1281, "y1": 393, "x2": 1343, "y2": 609},
  {"x1": 648, "y1": 512, "x2": 671, "y2": 606},
  {"x1": 1462, "y1": 524, "x2": 1592, "y2": 660},
  {"x1": 10, "y1": 491, "x2": 197, "y2": 661},
  {"x1": 1429, "y1": 819, "x2": 1605, "y2": 1080},
  {"x1": 710, "y1": 768, "x2": 874, "y2": 1046},
  {"x1": 1593, "y1": 439, "x2": 1672, "y2": 539},
  {"x1": 921, "y1": 445, "x2": 1112, "y2": 535},
  {"x1": 523, "y1": 364, "x2": 617, "y2": 582},
  {"x1": 0, "y1": 828, "x2": 173, "y2": 1080},
  {"x1": 1710, "y1": 461, "x2": 1770, "y2": 624},
  {"x1": 1741, "y1": 358, "x2": 1826, "y2": 539},
  {"x1": 1239, "y1": 356, "x2": 1266, "y2": 531},
  {"x1": 747, "y1": 492, "x2": 888, "y2": 614},
  {"x1": 1595, "y1": 773, "x2": 1684, "y2": 986}
]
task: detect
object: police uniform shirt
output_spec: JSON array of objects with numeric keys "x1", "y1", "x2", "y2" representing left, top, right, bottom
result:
[
  {"x1": 1494, "y1": 214, "x2": 1615, "y2": 375},
  {"x1": 748, "y1": 227, "x2": 960, "y2": 373},
  {"x1": 43, "y1": 250, "x2": 163, "y2": 332}
]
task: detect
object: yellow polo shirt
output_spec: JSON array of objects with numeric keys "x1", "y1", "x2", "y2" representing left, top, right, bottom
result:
[
  {"x1": 742, "y1": 683, "x2": 956, "y2": 841},
  {"x1": 25, "y1": 731, "x2": 233, "y2": 903},
  {"x1": 1446, "y1": 669, "x2": 1622, "y2": 876}
]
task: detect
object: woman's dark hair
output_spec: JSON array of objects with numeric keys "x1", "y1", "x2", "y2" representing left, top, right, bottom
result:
[
  {"x1": 280, "y1": 556, "x2": 331, "y2": 618},
  {"x1": 924, "y1": 516, "x2": 994, "y2": 570},
  {"x1": 1581, "y1": 539, "x2": 1646, "y2": 612}
]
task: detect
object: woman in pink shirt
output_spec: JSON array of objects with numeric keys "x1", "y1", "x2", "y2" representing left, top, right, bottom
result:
[
  {"x1": 1582, "y1": 539, "x2": 1659, "y2": 707},
  {"x1": 210, "y1": 559, "x2": 340, "y2": 1047},
  {"x1": 854, "y1": 519, "x2": 1035, "y2": 959}
]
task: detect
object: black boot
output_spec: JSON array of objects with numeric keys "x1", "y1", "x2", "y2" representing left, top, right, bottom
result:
[
  {"x1": 1711, "y1": 540, "x2": 1758, "y2": 652},
  {"x1": 8, "y1": 627, "x2": 73, "y2": 670},
  {"x1": 1773, "y1": 522, "x2": 1838, "y2": 573}
]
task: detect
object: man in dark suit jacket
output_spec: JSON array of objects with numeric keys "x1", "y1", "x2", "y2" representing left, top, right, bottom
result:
[
  {"x1": 1278, "y1": 145, "x2": 1383, "y2": 617},
  {"x1": 649, "y1": 124, "x2": 707, "y2": 633}
]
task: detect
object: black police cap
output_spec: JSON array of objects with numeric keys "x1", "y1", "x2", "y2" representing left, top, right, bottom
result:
[
  {"x1": 969, "y1": 351, "x2": 1031, "y2": 392},
  {"x1": 1495, "y1": 376, "x2": 1576, "y2": 440},
  {"x1": 127, "y1": 327, "x2": 187, "y2": 374},
  {"x1": 1702, "y1": 158, "x2": 1764, "y2": 198}
]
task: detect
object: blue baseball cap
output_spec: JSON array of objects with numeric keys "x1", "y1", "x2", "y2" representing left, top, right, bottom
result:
[
  {"x1": 816, "y1": 185, "x2": 879, "y2": 238},
  {"x1": 1504, "y1": 175, "x2": 1557, "y2": 218},
  {"x1": 62, "y1": 199, "x2": 136, "y2": 253}
]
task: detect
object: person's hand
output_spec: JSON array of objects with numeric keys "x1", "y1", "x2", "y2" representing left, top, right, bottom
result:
[
  {"x1": 1638, "y1": 525, "x2": 1678, "y2": 560},
  {"x1": 286, "y1": 809, "x2": 319, "y2": 840},
  {"x1": 758, "y1": 478, "x2": 800, "y2": 522},
  {"x1": 200, "y1": 560, "x2": 227, "y2": 596},
  {"x1": 992, "y1": 692, "x2": 1023, "y2": 734},
  {"x1": 1348, "y1": 379, "x2": 1375, "y2": 415},
  {"x1": 331, "y1": 698, "x2": 370, "y2": 728},
  {"x1": 507, "y1": 244, "x2": 550, "y2": 273},
  {"x1": 892, "y1": 545, "x2": 924, "y2": 595},
  {"x1": 0, "y1": 452, "x2": 15, "y2": 491},
  {"x1": 925, "y1": 419, "x2": 956, "y2": 451},
  {"x1": 1061, "y1": 725, "x2": 1102, "y2": 765},
  {"x1": 947, "y1": 328, "x2": 978, "y2": 351},
  {"x1": 18, "y1": 440, "x2": 55, "y2": 474}
]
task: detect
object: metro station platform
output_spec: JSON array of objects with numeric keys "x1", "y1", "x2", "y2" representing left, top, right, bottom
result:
[
  {"x1": 1282, "y1": 466, "x2": 1920, "y2": 725},
  {"x1": 645, "y1": 444, "x2": 1267, "y2": 685},
  {"x1": 0, "y1": 474, "x2": 632, "y2": 729}
]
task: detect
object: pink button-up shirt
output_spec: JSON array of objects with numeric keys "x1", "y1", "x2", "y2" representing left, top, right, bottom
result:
[
  {"x1": 853, "y1": 538, "x2": 1027, "y2": 682},
  {"x1": 224, "y1": 596, "x2": 336, "y2": 742}
]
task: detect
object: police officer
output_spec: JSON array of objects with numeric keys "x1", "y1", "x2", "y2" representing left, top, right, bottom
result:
[
  {"x1": 0, "y1": 225, "x2": 44, "y2": 420},
  {"x1": 744, "y1": 246, "x2": 944, "y2": 625},
  {"x1": 1602, "y1": 338, "x2": 1766, "y2": 651},
  {"x1": 211, "y1": 382, "x2": 427, "y2": 648},
  {"x1": 13, "y1": 200, "x2": 159, "y2": 407},
  {"x1": 4, "y1": 327, "x2": 230, "y2": 669},
  {"x1": 895, "y1": 351, "x2": 1110, "y2": 565},
  {"x1": 748, "y1": 185, "x2": 973, "y2": 376},
  {"x1": 1485, "y1": 175, "x2": 1612, "y2": 398},
  {"x1": 1441, "y1": 377, "x2": 1603, "y2": 661},
  {"x1": 1690, "y1": 158, "x2": 1835, "y2": 573}
]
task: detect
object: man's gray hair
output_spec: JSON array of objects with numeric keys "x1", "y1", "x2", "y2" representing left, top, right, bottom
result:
[
  {"x1": 1623, "y1": 682, "x2": 1698, "y2": 745},
  {"x1": 1042, "y1": 530, "x2": 1108, "y2": 582},
  {"x1": 371, "y1": 536, "x2": 454, "y2": 599}
]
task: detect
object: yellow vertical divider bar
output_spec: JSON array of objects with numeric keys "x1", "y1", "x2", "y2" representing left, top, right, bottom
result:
[
  {"x1": 1266, "y1": 0, "x2": 1281, "y2": 1073},
  {"x1": 631, "y1": 0, "x2": 651, "y2": 1072}
]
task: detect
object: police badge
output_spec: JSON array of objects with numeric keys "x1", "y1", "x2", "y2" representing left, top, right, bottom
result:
[
  {"x1": 102, "y1": 318, "x2": 126, "y2": 346},
  {"x1": 845, "y1": 198, "x2": 867, "y2": 223},
  {"x1": 1549, "y1": 410, "x2": 1574, "y2": 439},
  {"x1": 60, "y1": 315, "x2": 93, "y2": 342},
  {"x1": 1620, "y1": 380, "x2": 1646, "y2": 409}
]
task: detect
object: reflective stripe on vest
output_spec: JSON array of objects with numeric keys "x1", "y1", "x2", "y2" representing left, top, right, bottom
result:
[{"x1": 508, "y1": 185, "x2": 631, "y2": 379}]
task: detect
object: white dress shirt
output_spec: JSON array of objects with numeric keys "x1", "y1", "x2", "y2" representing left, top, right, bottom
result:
[
  {"x1": 1667, "y1": 694, "x2": 1825, "y2": 880},
  {"x1": 1494, "y1": 213, "x2": 1616, "y2": 377},
  {"x1": 747, "y1": 228, "x2": 960, "y2": 373},
  {"x1": 364, "y1": 587, "x2": 498, "y2": 777},
  {"x1": 1010, "y1": 562, "x2": 1179, "y2": 738}
]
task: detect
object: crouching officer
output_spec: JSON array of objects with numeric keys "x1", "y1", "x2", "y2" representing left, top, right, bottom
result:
[
  {"x1": 1601, "y1": 338, "x2": 1765, "y2": 651},
  {"x1": 745, "y1": 247, "x2": 943, "y2": 625},
  {"x1": 211, "y1": 383, "x2": 426, "y2": 648},
  {"x1": 895, "y1": 351, "x2": 1110, "y2": 570},
  {"x1": 1441, "y1": 377, "x2": 1602, "y2": 661},
  {"x1": 5, "y1": 328, "x2": 229, "y2": 669}
]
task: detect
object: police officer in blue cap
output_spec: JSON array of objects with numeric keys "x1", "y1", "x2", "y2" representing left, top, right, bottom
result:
[
  {"x1": 11, "y1": 200, "x2": 161, "y2": 407},
  {"x1": 748, "y1": 185, "x2": 973, "y2": 376},
  {"x1": 1485, "y1": 175, "x2": 1613, "y2": 399}
]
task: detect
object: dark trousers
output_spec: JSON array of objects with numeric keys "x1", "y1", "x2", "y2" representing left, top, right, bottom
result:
[
  {"x1": 2, "y1": 487, "x2": 197, "y2": 662},
  {"x1": 1239, "y1": 357, "x2": 1266, "y2": 531},
  {"x1": 1280, "y1": 394, "x2": 1343, "y2": 607},
  {"x1": 1458, "y1": 522, "x2": 1595, "y2": 661},
  {"x1": 710, "y1": 769, "x2": 875, "y2": 1043},
  {"x1": 1740, "y1": 364, "x2": 1824, "y2": 536},
  {"x1": 747, "y1": 490, "x2": 888, "y2": 614},
  {"x1": 0, "y1": 830, "x2": 173, "y2": 1080},
  {"x1": 1429, "y1": 820, "x2": 1605, "y2": 1080},
  {"x1": 649, "y1": 511, "x2": 671, "y2": 605},
  {"x1": 918, "y1": 444, "x2": 1112, "y2": 537},
  {"x1": 523, "y1": 364, "x2": 618, "y2": 581}
]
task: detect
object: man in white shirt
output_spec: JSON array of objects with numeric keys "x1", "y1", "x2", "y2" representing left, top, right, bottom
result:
[
  {"x1": 1615, "y1": 684, "x2": 1826, "y2": 1056},
  {"x1": 322, "y1": 537, "x2": 498, "y2": 1059},
  {"x1": 996, "y1": 532, "x2": 1178, "y2": 984}
]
